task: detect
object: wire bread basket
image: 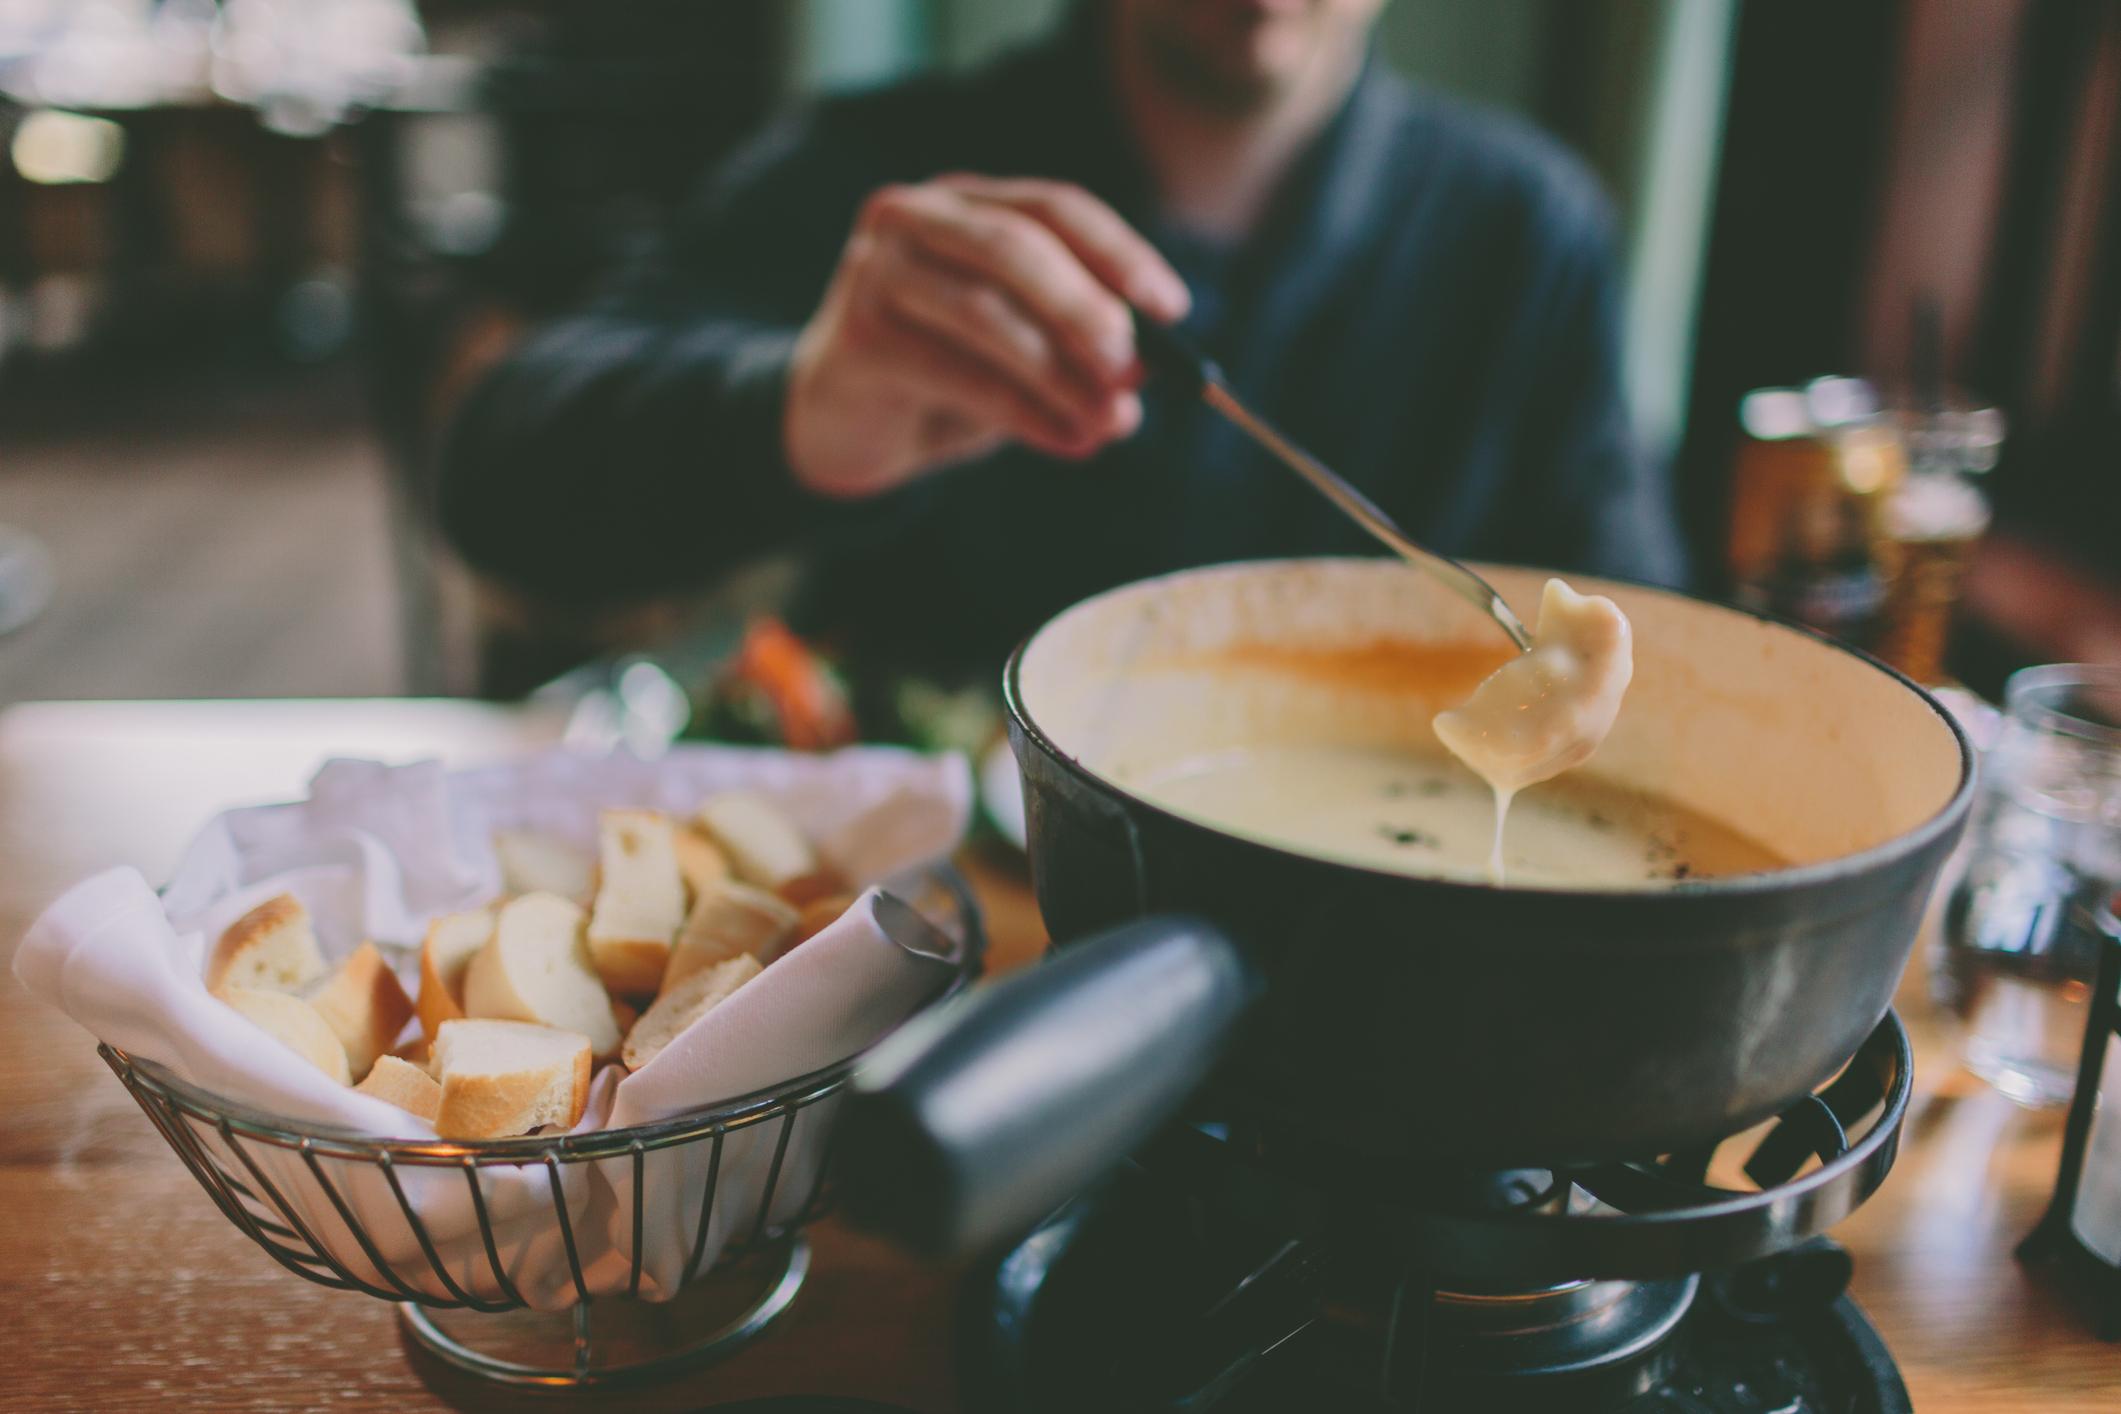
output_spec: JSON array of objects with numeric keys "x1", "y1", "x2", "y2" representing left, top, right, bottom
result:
[{"x1": 98, "y1": 865, "x2": 984, "y2": 1387}]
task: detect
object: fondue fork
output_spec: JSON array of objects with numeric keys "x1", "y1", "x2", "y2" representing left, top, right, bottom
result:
[{"x1": 1132, "y1": 311, "x2": 1534, "y2": 651}]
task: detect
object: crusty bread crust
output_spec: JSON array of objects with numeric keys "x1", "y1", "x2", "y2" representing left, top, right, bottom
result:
[
  {"x1": 464, "y1": 893, "x2": 620, "y2": 1058},
  {"x1": 694, "y1": 791, "x2": 817, "y2": 893},
  {"x1": 432, "y1": 1023, "x2": 592, "y2": 1139},
  {"x1": 587, "y1": 810, "x2": 686, "y2": 995},
  {"x1": 388, "y1": 1036, "x2": 432, "y2": 1069},
  {"x1": 353, "y1": 1053, "x2": 442, "y2": 1121},
  {"x1": 214, "y1": 985, "x2": 352, "y2": 1084},
  {"x1": 305, "y1": 941, "x2": 414, "y2": 1081},
  {"x1": 774, "y1": 866, "x2": 851, "y2": 910},
  {"x1": 622, "y1": 953, "x2": 762, "y2": 1072},
  {"x1": 416, "y1": 907, "x2": 493, "y2": 1043},
  {"x1": 208, "y1": 893, "x2": 326, "y2": 993},
  {"x1": 416, "y1": 949, "x2": 460, "y2": 1041},
  {"x1": 592, "y1": 937, "x2": 670, "y2": 999},
  {"x1": 672, "y1": 826, "x2": 730, "y2": 905},
  {"x1": 666, "y1": 883, "x2": 796, "y2": 990}
]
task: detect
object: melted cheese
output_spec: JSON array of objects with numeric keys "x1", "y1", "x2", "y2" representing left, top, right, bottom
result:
[
  {"x1": 1120, "y1": 745, "x2": 1780, "y2": 887},
  {"x1": 1432, "y1": 579, "x2": 1635, "y2": 881}
]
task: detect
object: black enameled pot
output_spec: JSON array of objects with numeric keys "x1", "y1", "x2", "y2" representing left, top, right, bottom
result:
[{"x1": 839, "y1": 560, "x2": 1974, "y2": 1256}]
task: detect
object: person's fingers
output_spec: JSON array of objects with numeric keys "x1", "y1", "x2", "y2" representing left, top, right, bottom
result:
[
  {"x1": 917, "y1": 409, "x2": 1008, "y2": 468},
  {"x1": 871, "y1": 245, "x2": 1112, "y2": 431},
  {"x1": 859, "y1": 183, "x2": 1137, "y2": 391},
  {"x1": 873, "y1": 310, "x2": 1116, "y2": 459},
  {"x1": 935, "y1": 174, "x2": 1190, "y2": 323}
]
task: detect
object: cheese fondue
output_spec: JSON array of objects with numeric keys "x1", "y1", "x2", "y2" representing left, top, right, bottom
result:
[
  {"x1": 1120, "y1": 745, "x2": 1782, "y2": 888},
  {"x1": 1433, "y1": 579, "x2": 1635, "y2": 881},
  {"x1": 1109, "y1": 579, "x2": 1771, "y2": 887}
]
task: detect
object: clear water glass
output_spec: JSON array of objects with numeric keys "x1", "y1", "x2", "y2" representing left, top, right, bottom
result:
[{"x1": 1933, "y1": 664, "x2": 2121, "y2": 1106}]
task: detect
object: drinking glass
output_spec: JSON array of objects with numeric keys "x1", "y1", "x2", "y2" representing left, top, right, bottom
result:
[
  {"x1": 1932, "y1": 665, "x2": 2121, "y2": 1106},
  {"x1": 1877, "y1": 398, "x2": 2004, "y2": 684}
]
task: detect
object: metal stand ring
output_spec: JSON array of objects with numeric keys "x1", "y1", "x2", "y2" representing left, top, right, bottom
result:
[{"x1": 398, "y1": 1235, "x2": 811, "y2": 1388}]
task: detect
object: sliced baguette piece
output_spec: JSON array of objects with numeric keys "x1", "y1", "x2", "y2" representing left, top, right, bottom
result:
[
  {"x1": 693, "y1": 791, "x2": 819, "y2": 896},
  {"x1": 214, "y1": 985, "x2": 351, "y2": 1085},
  {"x1": 303, "y1": 941, "x2": 415, "y2": 1081},
  {"x1": 493, "y1": 829, "x2": 595, "y2": 903},
  {"x1": 464, "y1": 892, "x2": 620, "y2": 1058},
  {"x1": 621, "y1": 954, "x2": 763, "y2": 1072},
  {"x1": 586, "y1": 809, "x2": 687, "y2": 996},
  {"x1": 388, "y1": 1035, "x2": 433, "y2": 1070},
  {"x1": 431, "y1": 1019, "x2": 592, "y2": 1139},
  {"x1": 208, "y1": 893, "x2": 327, "y2": 993},
  {"x1": 353, "y1": 1053, "x2": 442, "y2": 1121},
  {"x1": 774, "y1": 863, "x2": 853, "y2": 909},
  {"x1": 664, "y1": 881, "x2": 797, "y2": 991},
  {"x1": 672, "y1": 824, "x2": 730, "y2": 905},
  {"x1": 417, "y1": 906, "x2": 495, "y2": 1044}
]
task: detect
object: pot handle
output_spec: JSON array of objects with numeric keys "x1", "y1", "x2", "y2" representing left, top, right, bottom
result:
[{"x1": 833, "y1": 915, "x2": 1254, "y2": 1257}]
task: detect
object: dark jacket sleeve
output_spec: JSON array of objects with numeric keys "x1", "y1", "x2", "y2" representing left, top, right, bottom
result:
[{"x1": 436, "y1": 113, "x2": 876, "y2": 605}]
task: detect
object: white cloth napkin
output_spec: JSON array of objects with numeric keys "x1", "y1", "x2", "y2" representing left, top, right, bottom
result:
[{"x1": 14, "y1": 744, "x2": 972, "y2": 1309}]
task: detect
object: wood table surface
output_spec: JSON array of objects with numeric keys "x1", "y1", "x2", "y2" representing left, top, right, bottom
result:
[{"x1": 2, "y1": 700, "x2": 2114, "y2": 1412}]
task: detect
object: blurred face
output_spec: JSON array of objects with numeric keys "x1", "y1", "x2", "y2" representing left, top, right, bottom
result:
[{"x1": 1117, "y1": 0, "x2": 1386, "y2": 113}]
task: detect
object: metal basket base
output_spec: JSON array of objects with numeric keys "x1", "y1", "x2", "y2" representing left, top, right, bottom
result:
[{"x1": 399, "y1": 1237, "x2": 810, "y2": 1388}]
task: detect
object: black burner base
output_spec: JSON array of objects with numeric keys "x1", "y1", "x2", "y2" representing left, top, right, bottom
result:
[{"x1": 966, "y1": 1171, "x2": 1911, "y2": 1414}]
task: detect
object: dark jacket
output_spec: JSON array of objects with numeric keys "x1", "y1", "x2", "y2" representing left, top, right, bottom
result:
[{"x1": 441, "y1": 20, "x2": 1686, "y2": 673}]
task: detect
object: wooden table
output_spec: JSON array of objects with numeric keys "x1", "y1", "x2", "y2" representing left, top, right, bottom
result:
[{"x1": 2, "y1": 700, "x2": 2113, "y2": 1412}]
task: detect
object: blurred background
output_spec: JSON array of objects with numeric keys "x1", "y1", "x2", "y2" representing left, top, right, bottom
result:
[{"x1": 0, "y1": 0, "x2": 2116, "y2": 708}]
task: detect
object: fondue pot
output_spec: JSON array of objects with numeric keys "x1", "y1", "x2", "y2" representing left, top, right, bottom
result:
[{"x1": 838, "y1": 559, "x2": 1974, "y2": 1256}]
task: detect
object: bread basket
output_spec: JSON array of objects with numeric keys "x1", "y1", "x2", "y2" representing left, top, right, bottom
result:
[{"x1": 97, "y1": 863, "x2": 984, "y2": 1388}]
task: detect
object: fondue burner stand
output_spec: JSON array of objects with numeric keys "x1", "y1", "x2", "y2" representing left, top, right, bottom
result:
[{"x1": 971, "y1": 1013, "x2": 1914, "y2": 1413}]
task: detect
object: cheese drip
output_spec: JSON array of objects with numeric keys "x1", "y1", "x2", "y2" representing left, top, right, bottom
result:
[{"x1": 1432, "y1": 579, "x2": 1634, "y2": 882}]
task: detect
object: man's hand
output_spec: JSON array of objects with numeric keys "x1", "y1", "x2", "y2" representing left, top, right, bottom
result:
[{"x1": 783, "y1": 175, "x2": 1191, "y2": 498}]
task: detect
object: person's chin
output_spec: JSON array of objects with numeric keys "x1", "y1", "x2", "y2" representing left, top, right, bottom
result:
[
  {"x1": 1190, "y1": 20, "x2": 1306, "y2": 90},
  {"x1": 1218, "y1": 4, "x2": 1327, "y2": 85},
  {"x1": 1216, "y1": 39, "x2": 1311, "y2": 105},
  {"x1": 1139, "y1": 1, "x2": 1309, "y2": 111},
  {"x1": 1249, "y1": 24, "x2": 1318, "y2": 79}
]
